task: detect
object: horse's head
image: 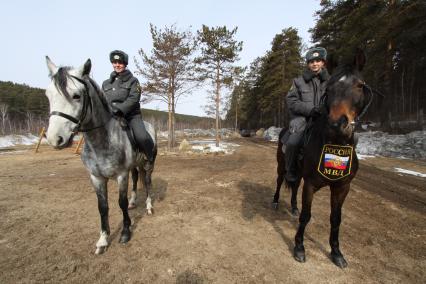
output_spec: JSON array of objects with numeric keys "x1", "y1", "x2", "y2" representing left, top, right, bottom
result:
[
  {"x1": 45, "y1": 57, "x2": 91, "y2": 149},
  {"x1": 324, "y1": 50, "x2": 372, "y2": 139}
]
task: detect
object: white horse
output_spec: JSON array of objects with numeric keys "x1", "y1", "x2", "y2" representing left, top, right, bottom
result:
[{"x1": 44, "y1": 57, "x2": 157, "y2": 254}]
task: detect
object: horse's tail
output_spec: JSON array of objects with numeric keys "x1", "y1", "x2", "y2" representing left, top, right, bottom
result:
[{"x1": 276, "y1": 127, "x2": 287, "y2": 162}]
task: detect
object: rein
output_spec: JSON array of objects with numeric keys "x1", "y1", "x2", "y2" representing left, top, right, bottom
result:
[{"x1": 50, "y1": 75, "x2": 109, "y2": 133}]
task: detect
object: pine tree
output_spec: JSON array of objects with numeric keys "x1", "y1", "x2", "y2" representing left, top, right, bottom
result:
[{"x1": 196, "y1": 25, "x2": 243, "y2": 147}]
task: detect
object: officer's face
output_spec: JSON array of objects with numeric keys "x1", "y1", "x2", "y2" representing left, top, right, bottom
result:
[
  {"x1": 308, "y1": 59, "x2": 325, "y2": 73},
  {"x1": 112, "y1": 61, "x2": 126, "y2": 73}
]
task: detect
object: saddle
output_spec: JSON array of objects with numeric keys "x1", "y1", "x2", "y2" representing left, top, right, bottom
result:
[
  {"x1": 280, "y1": 121, "x2": 315, "y2": 158},
  {"x1": 116, "y1": 117, "x2": 138, "y2": 151}
]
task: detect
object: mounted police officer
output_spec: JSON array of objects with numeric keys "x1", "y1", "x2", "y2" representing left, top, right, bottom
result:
[
  {"x1": 285, "y1": 47, "x2": 330, "y2": 182},
  {"x1": 102, "y1": 50, "x2": 154, "y2": 161}
]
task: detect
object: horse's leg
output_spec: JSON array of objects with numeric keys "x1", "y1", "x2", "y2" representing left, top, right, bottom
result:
[
  {"x1": 290, "y1": 179, "x2": 301, "y2": 216},
  {"x1": 141, "y1": 163, "x2": 154, "y2": 215},
  {"x1": 128, "y1": 168, "x2": 138, "y2": 209},
  {"x1": 329, "y1": 183, "x2": 350, "y2": 268},
  {"x1": 272, "y1": 157, "x2": 285, "y2": 210},
  {"x1": 117, "y1": 172, "x2": 131, "y2": 243},
  {"x1": 91, "y1": 174, "x2": 110, "y2": 255},
  {"x1": 294, "y1": 181, "x2": 315, "y2": 262}
]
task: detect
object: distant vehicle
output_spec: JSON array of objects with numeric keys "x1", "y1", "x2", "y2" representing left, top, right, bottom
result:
[{"x1": 240, "y1": 129, "x2": 251, "y2": 137}]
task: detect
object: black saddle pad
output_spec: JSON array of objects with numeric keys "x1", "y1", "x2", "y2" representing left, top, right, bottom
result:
[
  {"x1": 280, "y1": 122, "x2": 316, "y2": 163},
  {"x1": 117, "y1": 117, "x2": 138, "y2": 150}
]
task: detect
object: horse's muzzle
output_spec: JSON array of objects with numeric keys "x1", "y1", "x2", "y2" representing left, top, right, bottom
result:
[{"x1": 51, "y1": 133, "x2": 75, "y2": 149}]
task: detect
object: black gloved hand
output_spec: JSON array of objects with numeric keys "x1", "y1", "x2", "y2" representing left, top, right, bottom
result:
[
  {"x1": 111, "y1": 103, "x2": 123, "y2": 116},
  {"x1": 309, "y1": 106, "x2": 322, "y2": 118}
]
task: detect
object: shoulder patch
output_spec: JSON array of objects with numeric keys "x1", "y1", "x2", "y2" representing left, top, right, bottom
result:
[{"x1": 136, "y1": 82, "x2": 142, "y2": 93}]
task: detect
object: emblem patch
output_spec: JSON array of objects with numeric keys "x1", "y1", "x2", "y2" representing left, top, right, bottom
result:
[
  {"x1": 317, "y1": 144, "x2": 353, "y2": 180},
  {"x1": 313, "y1": 52, "x2": 319, "y2": 57},
  {"x1": 114, "y1": 55, "x2": 120, "y2": 60}
]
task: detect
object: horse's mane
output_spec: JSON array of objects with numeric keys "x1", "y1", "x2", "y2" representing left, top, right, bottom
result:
[
  {"x1": 83, "y1": 75, "x2": 110, "y2": 110},
  {"x1": 52, "y1": 66, "x2": 73, "y2": 99},
  {"x1": 327, "y1": 65, "x2": 355, "y2": 86},
  {"x1": 52, "y1": 67, "x2": 109, "y2": 110}
]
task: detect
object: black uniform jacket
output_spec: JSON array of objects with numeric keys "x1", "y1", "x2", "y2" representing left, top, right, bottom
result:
[
  {"x1": 286, "y1": 68, "x2": 329, "y2": 133},
  {"x1": 102, "y1": 70, "x2": 141, "y2": 118}
]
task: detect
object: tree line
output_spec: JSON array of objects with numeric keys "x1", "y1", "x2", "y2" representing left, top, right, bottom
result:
[
  {"x1": 227, "y1": 0, "x2": 425, "y2": 130},
  {"x1": 0, "y1": 81, "x2": 49, "y2": 134},
  {"x1": 0, "y1": 80, "x2": 215, "y2": 135},
  {"x1": 1, "y1": 1, "x2": 424, "y2": 140}
]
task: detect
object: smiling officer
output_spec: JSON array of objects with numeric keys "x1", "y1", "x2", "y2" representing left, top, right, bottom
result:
[
  {"x1": 285, "y1": 47, "x2": 330, "y2": 182},
  {"x1": 102, "y1": 50, "x2": 154, "y2": 161}
]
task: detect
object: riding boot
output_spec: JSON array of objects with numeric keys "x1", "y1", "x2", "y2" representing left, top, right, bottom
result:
[{"x1": 128, "y1": 115, "x2": 155, "y2": 162}]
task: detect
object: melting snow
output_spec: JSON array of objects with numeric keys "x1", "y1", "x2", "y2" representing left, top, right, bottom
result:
[
  {"x1": 189, "y1": 140, "x2": 240, "y2": 154},
  {"x1": 394, "y1": 168, "x2": 426, "y2": 178},
  {"x1": 0, "y1": 134, "x2": 41, "y2": 148},
  {"x1": 357, "y1": 131, "x2": 425, "y2": 160}
]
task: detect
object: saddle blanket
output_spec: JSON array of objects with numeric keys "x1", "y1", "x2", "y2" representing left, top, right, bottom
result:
[{"x1": 317, "y1": 144, "x2": 353, "y2": 180}]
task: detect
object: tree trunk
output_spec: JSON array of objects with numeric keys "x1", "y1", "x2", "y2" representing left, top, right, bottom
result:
[
  {"x1": 167, "y1": 95, "x2": 172, "y2": 151},
  {"x1": 215, "y1": 65, "x2": 220, "y2": 147},
  {"x1": 235, "y1": 100, "x2": 238, "y2": 132},
  {"x1": 171, "y1": 94, "x2": 176, "y2": 149},
  {"x1": 401, "y1": 66, "x2": 405, "y2": 117}
]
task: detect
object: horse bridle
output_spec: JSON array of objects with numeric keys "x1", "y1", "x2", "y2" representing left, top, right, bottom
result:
[
  {"x1": 319, "y1": 79, "x2": 375, "y2": 125},
  {"x1": 50, "y1": 75, "x2": 106, "y2": 133}
]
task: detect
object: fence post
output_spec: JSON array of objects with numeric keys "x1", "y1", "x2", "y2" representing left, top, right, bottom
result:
[
  {"x1": 34, "y1": 127, "x2": 45, "y2": 153},
  {"x1": 74, "y1": 135, "x2": 84, "y2": 154}
]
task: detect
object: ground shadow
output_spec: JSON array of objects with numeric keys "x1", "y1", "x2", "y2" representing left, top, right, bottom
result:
[
  {"x1": 238, "y1": 180, "x2": 329, "y2": 258},
  {"x1": 175, "y1": 270, "x2": 206, "y2": 284},
  {"x1": 110, "y1": 177, "x2": 168, "y2": 241}
]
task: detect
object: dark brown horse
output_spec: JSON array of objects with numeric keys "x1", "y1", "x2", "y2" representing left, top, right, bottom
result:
[{"x1": 273, "y1": 50, "x2": 374, "y2": 268}]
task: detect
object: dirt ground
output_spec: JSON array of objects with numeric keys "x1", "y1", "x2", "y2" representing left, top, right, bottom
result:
[{"x1": 0, "y1": 138, "x2": 425, "y2": 284}]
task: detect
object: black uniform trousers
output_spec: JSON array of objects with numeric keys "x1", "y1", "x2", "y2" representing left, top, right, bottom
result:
[{"x1": 128, "y1": 114, "x2": 154, "y2": 161}]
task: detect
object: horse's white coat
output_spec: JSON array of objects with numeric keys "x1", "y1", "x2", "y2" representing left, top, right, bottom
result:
[
  {"x1": 45, "y1": 57, "x2": 157, "y2": 254},
  {"x1": 96, "y1": 231, "x2": 109, "y2": 248},
  {"x1": 146, "y1": 196, "x2": 153, "y2": 215}
]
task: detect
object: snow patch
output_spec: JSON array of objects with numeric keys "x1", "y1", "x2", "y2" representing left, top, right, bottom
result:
[
  {"x1": 0, "y1": 134, "x2": 41, "y2": 148},
  {"x1": 159, "y1": 128, "x2": 235, "y2": 139},
  {"x1": 394, "y1": 168, "x2": 426, "y2": 178},
  {"x1": 357, "y1": 131, "x2": 426, "y2": 160},
  {"x1": 357, "y1": 154, "x2": 376, "y2": 160},
  {"x1": 189, "y1": 140, "x2": 240, "y2": 154},
  {"x1": 264, "y1": 126, "x2": 282, "y2": 142}
]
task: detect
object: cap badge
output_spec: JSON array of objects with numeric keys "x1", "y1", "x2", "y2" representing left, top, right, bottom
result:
[
  {"x1": 313, "y1": 52, "x2": 319, "y2": 57},
  {"x1": 114, "y1": 55, "x2": 120, "y2": 60}
]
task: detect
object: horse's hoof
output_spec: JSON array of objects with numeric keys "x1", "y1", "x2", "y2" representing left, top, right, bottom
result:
[
  {"x1": 119, "y1": 232, "x2": 131, "y2": 244},
  {"x1": 272, "y1": 202, "x2": 279, "y2": 210},
  {"x1": 293, "y1": 246, "x2": 306, "y2": 263},
  {"x1": 331, "y1": 253, "x2": 348, "y2": 268},
  {"x1": 147, "y1": 208, "x2": 153, "y2": 215},
  {"x1": 128, "y1": 203, "x2": 136, "y2": 210},
  {"x1": 95, "y1": 246, "x2": 107, "y2": 255},
  {"x1": 291, "y1": 208, "x2": 299, "y2": 216}
]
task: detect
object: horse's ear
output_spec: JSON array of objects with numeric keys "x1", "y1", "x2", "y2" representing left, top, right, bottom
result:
[
  {"x1": 76, "y1": 59, "x2": 92, "y2": 77},
  {"x1": 353, "y1": 48, "x2": 366, "y2": 72},
  {"x1": 46, "y1": 56, "x2": 58, "y2": 77},
  {"x1": 326, "y1": 53, "x2": 338, "y2": 75},
  {"x1": 82, "y1": 59, "x2": 92, "y2": 76}
]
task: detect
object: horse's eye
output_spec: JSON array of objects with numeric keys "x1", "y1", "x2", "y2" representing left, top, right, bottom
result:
[{"x1": 72, "y1": 94, "x2": 81, "y2": 100}]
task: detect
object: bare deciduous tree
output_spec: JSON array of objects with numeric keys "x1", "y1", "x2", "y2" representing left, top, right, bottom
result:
[{"x1": 135, "y1": 24, "x2": 199, "y2": 150}]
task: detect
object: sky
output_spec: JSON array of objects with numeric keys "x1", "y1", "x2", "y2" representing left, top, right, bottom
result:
[{"x1": 0, "y1": 0, "x2": 321, "y2": 116}]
